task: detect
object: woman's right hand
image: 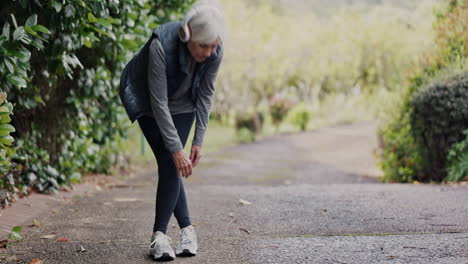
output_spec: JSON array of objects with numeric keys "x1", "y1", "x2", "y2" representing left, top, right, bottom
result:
[{"x1": 172, "y1": 150, "x2": 192, "y2": 178}]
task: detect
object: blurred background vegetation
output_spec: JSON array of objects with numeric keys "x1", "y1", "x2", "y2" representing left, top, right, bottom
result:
[{"x1": 0, "y1": 0, "x2": 466, "y2": 206}]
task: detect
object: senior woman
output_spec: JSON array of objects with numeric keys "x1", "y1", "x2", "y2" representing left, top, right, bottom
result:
[{"x1": 119, "y1": 1, "x2": 225, "y2": 261}]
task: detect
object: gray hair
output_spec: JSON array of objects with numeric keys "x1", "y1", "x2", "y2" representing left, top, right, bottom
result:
[{"x1": 180, "y1": 0, "x2": 226, "y2": 44}]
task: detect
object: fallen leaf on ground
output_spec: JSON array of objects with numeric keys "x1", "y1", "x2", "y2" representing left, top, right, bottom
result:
[
  {"x1": 239, "y1": 199, "x2": 252, "y2": 205},
  {"x1": 114, "y1": 198, "x2": 139, "y2": 202},
  {"x1": 56, "y1": 237, "x2": 69, "y2": 242},
  {"x1": 9, "y1": 226, "x2": 22, "y2": 241},
  {"x1": 77, "y1": 245, "x2": 88, "y2": 253},
  {"x1": 33, "y1": 219, "x2": 41, "y2": 227},
  {"x1": 0, "y1": 240, "x2": 7, "y2": 248},
  {"x1": 40, "y1": 235, "x2": 55, "y2": 239},
  {"x1": 259, "y1": 244, "x2": 280, "y2": 248},
  {"x1": 29, "y1": 259, "x2": 43, "y2": 264},
  {"x1": 429, "y1": 224, "x2": 457, "y2": 227},
  {"x1": 239, "y1": 227, "x2": 250, "y2": 234},
  {"x1": 403, "y1": 246, "x2": 427, "y2": 250},
  {"x1": 284, "y1": 180, "x2": 291, "y2": 185}
]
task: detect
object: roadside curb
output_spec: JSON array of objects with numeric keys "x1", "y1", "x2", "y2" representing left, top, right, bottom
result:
[
  {"x1": 0, "y1": 181, "x2": 102, "y2": 242},
  {"x1": 0, "y1": 165, "x2": 149, "y2": 242}
]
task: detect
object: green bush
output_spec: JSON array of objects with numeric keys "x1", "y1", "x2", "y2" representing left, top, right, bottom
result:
[
  {"x1": 378, "y1": 111, "x2": 425, "y2": 183},
  {"x1": 269, "y1": 95, "x2": 292, "y2": 129},
  {"x1": 0, "y1": 93, "x2": 15, "y2": 174},
  {"x1": 410, "y1": 72, "x2": 468, "y2": 181},
  {"x1": 289, "y1": 103, "x2": 311, "y2": 131},
  {"x1": 234, "y1": 111, "x2": 264, "y2": 143},
  {"x1": 378, "y1": 0, "x2": 467, "y2": 183},
  {"x1": 446, "y1": 130, "x2": 468, "y2": 182}
]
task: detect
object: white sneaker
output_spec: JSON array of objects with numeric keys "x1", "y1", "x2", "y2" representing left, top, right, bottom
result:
[
  {"x1": 175, "y1": 225, "x2": 198, "y2": 256},
  {"x1": 149, "y1": 231, "x2": 175, "y2": 261}
]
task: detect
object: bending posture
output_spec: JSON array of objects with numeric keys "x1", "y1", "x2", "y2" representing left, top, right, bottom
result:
[{"x1": 119, "y1": 1, "x2": 225, "y2": 261}]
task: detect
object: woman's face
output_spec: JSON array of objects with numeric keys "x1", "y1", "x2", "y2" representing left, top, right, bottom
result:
[{"x1": 187, "y1": 40, "x2": 219, "y2": 63}]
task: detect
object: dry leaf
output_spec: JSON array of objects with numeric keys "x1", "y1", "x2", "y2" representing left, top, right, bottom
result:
[
  {"x1": 114, "y1": 198, "x2": 139, "y2": 202},
  {"x1": 33, "y1": 219, "x2": 41, "y2": 227},
  {"x1": 0, "y1": 239, "x2": 8, "y2": 248},
  {"x1": 29, "y1": 259, "x2": 43, "y2": 264},
  {"x1": 56, "y1": 237, "x2": 69, "y2": 242},
  {"x1": 0, "y1": 93, "x2": 7, "y2": 105},
  {"x1": 239, "y1": 199, "x2": 252, "y2": 205},
  {"x1": 239, "y1": 227, "x2": 250, "y2": 234},
  {"x1": 77, "y1": 245, "x2": 88, "y2": 253},
  {"x1": 40, "y1": 235, "x2": 55, "y2": 239}
]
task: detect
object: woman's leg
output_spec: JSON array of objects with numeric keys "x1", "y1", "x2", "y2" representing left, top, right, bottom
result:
[
  {"x1": 137, "y1": 113, "x2": 194, "y2": 234},
  {"x1": 173, "y1": 180, "x2": 191, "y2": 229}
]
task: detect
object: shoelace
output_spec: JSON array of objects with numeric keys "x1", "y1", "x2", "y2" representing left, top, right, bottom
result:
[
  {"x1": 150, "y1": 233, "x2": 172, "y2": 249},
  {"x1": 180, "y1": 228, "x2": 194, "y2": 244}
]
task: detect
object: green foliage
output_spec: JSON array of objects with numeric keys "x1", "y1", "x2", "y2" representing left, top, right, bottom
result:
[
  {"x1": 0, "y1": 93, "x2": 15, "y2": 175},
  {"x1": 234, "y1": 112, "x2": 264, "y2": 143},
  {"x1": 0, "y1": 0, "x2": 193, "y2": 205},
  {"x1": 269, "y1": 96, "x2": 292, "y2": 129},
  {"x1": 8, "y1": 225, "x2": 22, "y2": 241},
  {"x1": 236, "y1": 127, "x2": 256, "y2": 144},
  {"x1": 288, "y1": 103, "x2": 311, "y2": 131},
  {"x1": 378, "y1": 0, "x2": 467, "y2": 182},
  {"x1": 446, "y1": 130, "x2": 468, "y2": 182},
  {"x1": 410, "y1": 72, "x2": 468, "y2": 181},
  {"x1": 214, "y1": 0, "x2": 435, "y2": 120},
  {"x1": 378, "y1": 111, "x2": 425, "y2": 183}
]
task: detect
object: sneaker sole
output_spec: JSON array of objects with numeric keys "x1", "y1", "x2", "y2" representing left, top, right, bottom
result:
[
  {"x1": 176, "y1": 249, "x2": 196, "y2": 257},
  {"x1": 154, "y1": 252, "x2": 175, "y2": 261}
]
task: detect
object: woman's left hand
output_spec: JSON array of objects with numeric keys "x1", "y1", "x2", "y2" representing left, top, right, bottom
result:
[{"x1": 190, "y1": 145, "x2": 203, "y2": 168}]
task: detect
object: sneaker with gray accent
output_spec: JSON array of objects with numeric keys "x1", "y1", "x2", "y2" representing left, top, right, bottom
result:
[
  {"x1": 149, "y1": 231, "x2": 175, "y2": 261},
  {"x1": 175, "y1": 225, "x2": 198, "y2": 256}
]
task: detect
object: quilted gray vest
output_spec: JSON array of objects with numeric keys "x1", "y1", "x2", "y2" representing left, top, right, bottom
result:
[{"x1": 119, "y1": 21, "x2": 222, "y2": 122}]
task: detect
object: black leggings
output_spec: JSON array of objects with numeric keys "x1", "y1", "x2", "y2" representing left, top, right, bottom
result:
[{"x1": 137, "y1": 113, "x2": 194, "y2": 233}]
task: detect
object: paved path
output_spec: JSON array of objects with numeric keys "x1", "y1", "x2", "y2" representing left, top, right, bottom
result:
[{"x1": 4, "y1": 122, "x2": 468, "y2": 263}]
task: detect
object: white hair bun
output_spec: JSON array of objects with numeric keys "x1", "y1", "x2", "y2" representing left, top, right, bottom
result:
[{"x1": 179, "y1": 0, "x2": 225, "y2": 44}]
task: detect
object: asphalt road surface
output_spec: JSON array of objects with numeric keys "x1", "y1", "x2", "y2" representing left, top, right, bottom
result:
[{"x1": 5, "y1": 122, "x2": 468, "y2": 264}]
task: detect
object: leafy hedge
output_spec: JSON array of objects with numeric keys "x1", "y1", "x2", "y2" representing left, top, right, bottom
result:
[
  {"x1": 447, "y1": 130, "x2": 468, "y2": 182},
  {"x1": 0, "y1": 0, "x2": 193, "y2": 206},
  {"x1": 378, "y1": 0, "x2": 467, "y2": 183},
  {"x1": 410, "y1": 72, "x2": 468, "y2": 181}
]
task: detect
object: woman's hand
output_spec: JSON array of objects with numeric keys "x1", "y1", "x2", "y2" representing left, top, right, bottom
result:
[
  {"x1": 190, "y1": 145, "x2": 203, "y2": 168},
  {"x1": 172, "y1": 150, "x2": 192, "y2": 178}
]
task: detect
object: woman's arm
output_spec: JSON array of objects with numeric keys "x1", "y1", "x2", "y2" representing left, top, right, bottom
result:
[
  {"x1": 148, "y1": 38, "x2": 192, "y2": 177},
  {"x1": 191, "y1": 48, "x2": 224, "y2": 167},
  {"x1": 147, "y1": 38, "x2": 184, "y2": 153}
]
